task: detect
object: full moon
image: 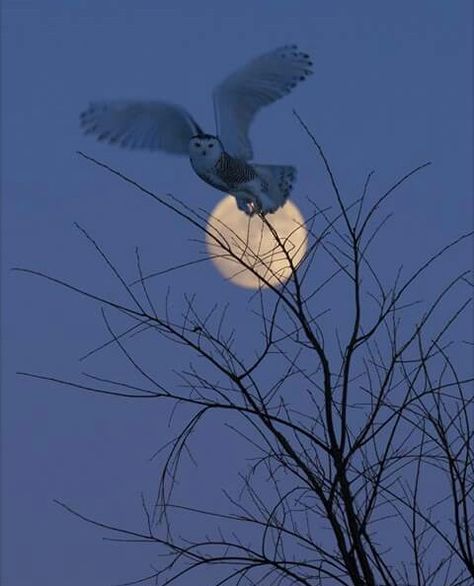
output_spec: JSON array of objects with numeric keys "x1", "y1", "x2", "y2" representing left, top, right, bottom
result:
[{"x1": 206, "y1": 196, "x2": 307, "y2": 289}]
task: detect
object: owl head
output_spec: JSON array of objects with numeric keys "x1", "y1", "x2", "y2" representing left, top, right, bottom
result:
[{"x1": 188, "y1": 134, "x2": 224, "y2": 162}]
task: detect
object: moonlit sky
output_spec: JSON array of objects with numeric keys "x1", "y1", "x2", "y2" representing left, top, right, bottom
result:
[
  {"x1": 206, "y1": 197, "x2": 308, "y2": 288},
  {"x1": 1, "y1": 2, "x2": 472, "y2": 584}
]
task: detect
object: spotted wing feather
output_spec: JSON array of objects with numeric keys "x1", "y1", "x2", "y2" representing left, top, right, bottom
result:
[
  {"x1": 213, "y1": 45, "x2": 313, "y2": 160},
  {"x1": 254, "y1": 164, "x2": 296, "y2": 211},
  {"x1": 80, "y1": 100, "x2": 202, "y2": 155}
]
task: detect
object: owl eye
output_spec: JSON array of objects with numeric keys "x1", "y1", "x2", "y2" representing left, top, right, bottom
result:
[
  {"x1": 209, "y1": 143, "x2": 214, "y2": 148},
  {"x1": 194, "y1": 142, "x2": 201, "y2": 147}
]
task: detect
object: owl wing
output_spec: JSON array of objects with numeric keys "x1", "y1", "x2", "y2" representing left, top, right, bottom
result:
[
  {"x1": 80, "y1": 100, "x2": 203, "y2": 155},
  {"x1": 212, "y1": 45, "x2": 313, "y2": 160}
]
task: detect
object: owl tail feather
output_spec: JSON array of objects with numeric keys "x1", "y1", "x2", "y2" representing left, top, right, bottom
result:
[{"x1": 254, "y1": 164, "x2": 296, "y2": 210}]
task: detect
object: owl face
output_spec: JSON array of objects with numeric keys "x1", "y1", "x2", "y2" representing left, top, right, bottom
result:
[{"x1": 188, "y1": 135, "x2": 223, "y2": 163}]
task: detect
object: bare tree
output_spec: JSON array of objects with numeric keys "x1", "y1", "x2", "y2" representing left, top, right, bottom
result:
[{"x1": 17, "y1": 115, "x2": 473, "y2": 586}]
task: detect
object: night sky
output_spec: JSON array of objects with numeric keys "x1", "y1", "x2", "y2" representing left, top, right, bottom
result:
[{"x1": 2, "y1": 2, "x2": 472, "y2": 584}]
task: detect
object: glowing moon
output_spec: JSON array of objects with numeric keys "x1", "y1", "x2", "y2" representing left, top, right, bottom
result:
[{"x1": 206, "y1": 196, "x2": 307, "y2": 289}]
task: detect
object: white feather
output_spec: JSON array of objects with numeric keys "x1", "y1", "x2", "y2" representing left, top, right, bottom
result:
[
  {"x1": 212, "y1": 45, "x2": 313, "y2": 160},
  {"x1": 80, "y1": 100, "x2": 202, "y2": 155}
]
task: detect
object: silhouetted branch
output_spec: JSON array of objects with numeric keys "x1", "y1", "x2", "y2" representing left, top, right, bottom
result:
[{"x1": 17, "y1": 124, "x2": 473, "y2": 586}]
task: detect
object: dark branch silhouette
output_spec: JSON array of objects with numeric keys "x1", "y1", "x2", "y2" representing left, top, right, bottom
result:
[{"x1": 16, "y1": 116, "x2": 473, "y2": 586}]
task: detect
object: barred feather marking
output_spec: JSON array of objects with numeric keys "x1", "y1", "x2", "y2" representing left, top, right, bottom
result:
[{"x1": 215, "y1": 152, "x2": 257, "y2": 187}]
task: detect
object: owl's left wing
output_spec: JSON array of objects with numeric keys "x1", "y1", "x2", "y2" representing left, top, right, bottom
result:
[
  {"x1": 80, "y1": 100, "x2": 203, "y2": 155},
  {"x1": 212, "y1": 46, "x2": 313, "y2": 160}
]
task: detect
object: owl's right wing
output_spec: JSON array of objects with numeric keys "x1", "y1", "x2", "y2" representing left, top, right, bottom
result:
[
  {"x1": 80, "y1": 100, "x2": 203, "y2": 155},
  {"x1": 212, "y1": 45, "x2": 313, "y2": 160}
]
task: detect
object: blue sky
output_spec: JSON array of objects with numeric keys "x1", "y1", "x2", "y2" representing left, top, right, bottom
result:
[{"x1": 1, "y1": 1, "x2": 472, "y2": 584}]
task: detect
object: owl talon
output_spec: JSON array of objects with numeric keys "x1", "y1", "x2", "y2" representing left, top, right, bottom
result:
[{"x1": 246, "y1": 201, "x2": 259, "y2": 216}]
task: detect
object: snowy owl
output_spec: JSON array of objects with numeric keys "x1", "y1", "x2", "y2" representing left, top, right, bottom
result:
[{"x1": 80, "y1": 45, "x2": 313, "y2": 215}]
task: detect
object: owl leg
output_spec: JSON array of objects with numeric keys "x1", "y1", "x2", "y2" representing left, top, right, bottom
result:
[{"x1": 235, "y1": 194, "x2": 259, "y2": 216}]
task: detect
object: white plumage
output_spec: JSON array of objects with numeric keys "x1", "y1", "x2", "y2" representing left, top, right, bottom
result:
[{"x1": 81, "y1": 45, "x2": 313, "y2": 215}]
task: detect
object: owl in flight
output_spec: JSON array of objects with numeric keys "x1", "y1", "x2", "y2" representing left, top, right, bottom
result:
[{"x1": 80, "y1": 46, "x2": 313, "y2": 215}]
